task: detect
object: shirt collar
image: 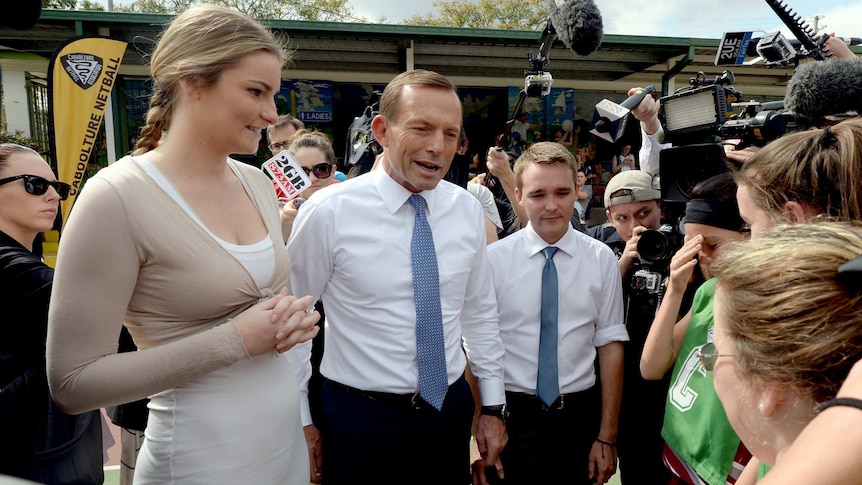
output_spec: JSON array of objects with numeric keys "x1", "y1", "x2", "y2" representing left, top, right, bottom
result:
[
  {"x1": 372, "y1": 166, "x2": 438, "y2": 214},
  {"x1": 524, "y1": 222, "x2": 578, "y2": 258}
]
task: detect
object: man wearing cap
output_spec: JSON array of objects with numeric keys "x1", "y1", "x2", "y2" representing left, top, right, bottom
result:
[{"x1": 588, "y1": 170, "x2": 670, "y2": 484}]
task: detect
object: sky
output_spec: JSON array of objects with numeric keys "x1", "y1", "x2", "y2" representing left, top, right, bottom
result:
[{"x1": 95, "y1": 0, "x2": 862, "y2": 41}]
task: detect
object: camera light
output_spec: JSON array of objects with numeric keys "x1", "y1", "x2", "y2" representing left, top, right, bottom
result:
[{"x1": 659, "y1": 85, "x2": 727, "y2": 137}]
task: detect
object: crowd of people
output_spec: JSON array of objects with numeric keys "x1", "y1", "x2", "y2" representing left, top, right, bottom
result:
[{"x1": 3, "y1": 5, "x2": 862, "y2": 485}]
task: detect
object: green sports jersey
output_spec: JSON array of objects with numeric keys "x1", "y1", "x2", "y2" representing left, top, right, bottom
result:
[{"x1": 662, "y1": 278, "x2": 743, "y2": 485}]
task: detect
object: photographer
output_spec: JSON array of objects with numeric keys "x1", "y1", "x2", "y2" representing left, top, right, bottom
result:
[
  {"x1": 587, "y1": 170, "x2": 670, "y2": 484},
  {"x1": 640, "y1": 172, "x2": 752, "y2": 485}
]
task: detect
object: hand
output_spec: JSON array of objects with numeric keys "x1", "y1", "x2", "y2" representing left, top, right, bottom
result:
[
  {"x1": 588, "y1": 440, "x2": 618, "y2": 484},
  {"x1": 667, "y1": 234, "x2": 702, "y2": 293},
  {"x1": 470, "y1": 173, "x2": 487, "y2": 185},
  {"x1": 820, "y1": 32, "x2": 855, "y2": 59},
  {"x1": 304, "y1": 424, "x2": 323, "y2": 484},
  {"x1": 486, "y1": 148, "x2": 515, "y2": 183},
  {"x1": 471, "y1": 458, "x2": 496, "y2": 485},
  {"x1": 618, "y1": 226, "x2": 647, "y2": 275},
  {"x1": 233, "y1": 289, "x2": 319, "y2": 356},
  {"x1": 723, "y1": 140, "x2": 760, "y2": 166},
  {"x1": 281, "y1": 199, "x2": 300, "y2": 225},
  {"x1": 629, "y1": 87, "x2": 661, "y2": 135},
  {"x1": 474, "y1": 414, "x2": 508, "y2": 483}
]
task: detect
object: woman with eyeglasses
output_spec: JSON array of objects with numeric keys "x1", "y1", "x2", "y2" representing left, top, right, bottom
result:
[
  {"x1": 0, "y1": 143, "x2": 105, "y2": 482},
  {"x1": 639, "y1": 172, "x2": 751, "y2": 485},
  {"x1": 279, "y1": 129, "x2": 336, "y2": 239},
  {"x1": 708, "y1": 221, "x2": 862, "y2": 484},
  {"x1": 45, "y1": 7, "x2": 319, "y2": 484}
]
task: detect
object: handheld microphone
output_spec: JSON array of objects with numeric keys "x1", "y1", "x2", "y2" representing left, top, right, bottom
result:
[
  {"x1": 590, "y1": 85, "x2": 656, "y2": 143},
  {"x1": 3, "y1": 0, "x2": 42, "y2": 30},
  {"x1": 547, "y1": 0, "x2": 604, "y2": 56},
  {"x1": 745, "y1": 36, "x2": 862, "y2": 56},
  {"x1": 784, "y1": 57, "x2": 862, "y2": 120}
]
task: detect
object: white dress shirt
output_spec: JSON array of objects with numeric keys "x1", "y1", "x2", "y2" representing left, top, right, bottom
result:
[
  {"x1": 288, "y1": 168, "x2": 506, "y2": 425},
  {"x1": 487, "y1": 223, "x2": 628, "y2": 395}
]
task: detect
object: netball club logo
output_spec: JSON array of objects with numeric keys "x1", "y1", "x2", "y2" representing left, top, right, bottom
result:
[{"x1": 61, "y1": 53, "x2": 103, "y2": 89}]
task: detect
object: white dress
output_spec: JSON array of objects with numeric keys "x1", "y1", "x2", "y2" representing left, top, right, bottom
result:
[
  {"x1": 135, "y1": 355, "x2": 307, "y2": 484},
  {"x1": 133, "y1": 157, "x2": 308, "y2": 484}
]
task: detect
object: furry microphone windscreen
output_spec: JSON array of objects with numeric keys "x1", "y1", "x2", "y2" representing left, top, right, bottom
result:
[
  {"x1": 548, "y1": 0, "x2": 604, "y2": 56},
  {"x1": 785, "y1": 57, "x2": 862, "y2": 119}
]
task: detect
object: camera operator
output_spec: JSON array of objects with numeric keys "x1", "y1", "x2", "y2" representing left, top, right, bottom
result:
[
  {"x1": 485, "y1": 146, "x2": 529, "y2": 235},
  {"x1": 587, "y1": 169, "x2": 671, "y2": 484}
]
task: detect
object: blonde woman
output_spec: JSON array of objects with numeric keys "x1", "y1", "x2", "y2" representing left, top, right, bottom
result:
[
  {"x1": 709, "y1": 222, "x2": 862, "y2": 483},
  {"x1": 46, "y1": 7, "x2": 318, "y2": 483}
]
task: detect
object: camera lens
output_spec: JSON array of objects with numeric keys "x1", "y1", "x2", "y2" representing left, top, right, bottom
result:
[{"x1": 638, "y1": 230, "x2": 671, "y2": 263}]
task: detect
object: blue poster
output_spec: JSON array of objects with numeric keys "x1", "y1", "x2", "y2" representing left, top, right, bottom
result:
[{"x1": 278, "y1": 80, "x2": 333, "y2": 123}]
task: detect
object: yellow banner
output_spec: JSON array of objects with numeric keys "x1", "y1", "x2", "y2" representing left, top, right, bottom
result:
[{"x1": 48, "y1": 36, "x2": 127, "y2": 229}]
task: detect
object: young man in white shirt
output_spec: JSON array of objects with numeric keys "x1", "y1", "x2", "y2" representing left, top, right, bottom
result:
[{"x1": 479, "y1": 141, "x2": 628, "y2": 485}]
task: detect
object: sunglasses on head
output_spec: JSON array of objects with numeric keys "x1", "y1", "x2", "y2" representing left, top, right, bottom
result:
[
  {"x1": 0, "y1": 174, "x2": 71, "y2": 200},
  {"x1": 301, "y1": 162, "x2": 333, "y2": 179}
]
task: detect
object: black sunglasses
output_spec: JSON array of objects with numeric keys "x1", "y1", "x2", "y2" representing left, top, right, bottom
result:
[
  {"x1": 301, "y1": 162, "x2": 333, "y2": 179},
  {"x1": 0, "y1": 174, "x2": 71, "y2": 200}
]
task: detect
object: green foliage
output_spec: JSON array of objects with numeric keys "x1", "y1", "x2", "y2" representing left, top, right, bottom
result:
[
  {"x1": 403, "y1": 0, "x2": 547, "y2": 30},
  {"x1": 42, "y1": 0, "x2": 104, "y2": 9},
  {"x1": 0, "y1": 124, "x2": 48, "y2": 155},
  {"x1": 114, "y1": 0, "x2": 354, "y2": 21}
]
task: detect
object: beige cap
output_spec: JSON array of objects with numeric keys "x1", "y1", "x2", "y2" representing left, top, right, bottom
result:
[{"x1": 604, "y1": 170, "x2": 661, "y2": 207}]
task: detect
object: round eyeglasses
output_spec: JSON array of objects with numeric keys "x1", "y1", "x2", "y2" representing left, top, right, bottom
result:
[
  {"x1": 0, "y1": 174, "x2": 71, "y2": 200},
  {"x1": 697, "y1": 342, "x2": 735, "y2": 372}
]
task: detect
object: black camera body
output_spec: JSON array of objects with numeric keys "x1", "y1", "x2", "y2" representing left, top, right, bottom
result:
[
  {"x1": 719, "y1": 100, "x2": 800, "y2": 149},
  {"x1": 631, "y1": 223, "x2": 683, "y2": 295}
]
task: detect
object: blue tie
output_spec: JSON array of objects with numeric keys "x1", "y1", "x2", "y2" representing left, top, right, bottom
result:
[
  {"x1": 537, "y1": 246, "x2": 560, "y2": 407},
  {"x1": 408, "y1": 194, "x2": 448, "y2": 410}
]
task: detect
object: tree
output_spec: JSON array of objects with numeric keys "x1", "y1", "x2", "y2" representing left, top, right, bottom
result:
[
  {"x1": 113, "y1": 0, "x2": 355, "y2": 21},
  {"x1": 42, "y1": 0, "x2": 104, "y2": 9},
  {"x1": 403, "y1": 0, "x2": 547, "y2": 31}
]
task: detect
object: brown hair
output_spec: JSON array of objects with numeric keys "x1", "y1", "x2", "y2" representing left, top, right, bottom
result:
[
  {"x1": 734, "y1": 118, "x2": 862, "y2": 224},
  {"x1": 712, "y1": 221, "x2": 862, "y2": 404},
  {"x1": 0, "y1": 143, "x2": 40, "y2": 175},
  {"x1": 513, "y1": 141, "x2": 577, "y2": 189},
  {"x1": 378, "y1": 69, "x2": 458, "y2": 123},
  {"x1": 267, "y1": 114, "x2": 305, "y2": 134},
  {"x1": 133, "y1": 6, "x2": 288, "y2": 155},
  {"x1": 287, "y1": 129, "x2": 336, "y2": 168}
]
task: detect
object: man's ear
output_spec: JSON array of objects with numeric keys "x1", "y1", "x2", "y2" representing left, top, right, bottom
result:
[
  {"x1": 370, "y1": 115, "x2": 389, "y2": 148},
  {"x1": 515, "y1": 187, "x2": 523, "y2": 206},
  {"x1": 606, "y1": 209, "x2": 612, "y2": 222},
  {"x1": 784, "y1": 201, "x2": 813, "y2": 224}
]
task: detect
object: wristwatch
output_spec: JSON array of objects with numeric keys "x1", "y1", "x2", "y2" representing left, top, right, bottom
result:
[{"x1": 480, "y1": 404, "x2": 509, "y2": 423}]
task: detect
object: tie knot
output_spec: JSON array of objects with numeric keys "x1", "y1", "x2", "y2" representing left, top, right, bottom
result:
[
  {"x1": 542, "y1": 246, "x2": 558, "y2": 260},
  {"x1": 409, "y1": 194, "x2": 426, "y2": 212}
]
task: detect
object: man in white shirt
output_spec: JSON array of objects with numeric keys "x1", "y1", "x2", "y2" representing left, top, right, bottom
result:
[
  {"x1": 478, "y1": 142, "x2": 628, "y2": 485},
  {"x1": 288, "y1": 69, "x2": 507, "y2": 485}
]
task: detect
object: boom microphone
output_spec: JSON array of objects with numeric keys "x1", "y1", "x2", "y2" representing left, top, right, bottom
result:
[
  {"x1": 784, "y1": 57, "x2": 862, "y2": 120},
  {"x1": 548, "y1": 0, "x2": 604, "y2": 56}
]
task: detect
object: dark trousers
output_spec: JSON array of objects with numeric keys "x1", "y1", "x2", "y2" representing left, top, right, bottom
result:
[
  {"x1": 617, "y1": 340, "x2": 672, "y2": 485},
  {"x1": 488, "y1": 386, "x2": 600, "y2": 485},
  {"x1": 320, "y1": 375, "x2": 474, "y2": 485}
]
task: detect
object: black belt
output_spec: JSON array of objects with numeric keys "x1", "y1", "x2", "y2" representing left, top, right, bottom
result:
[
  {"x1": 506, "y1": 387, "x2": 596, "y2": 412},
  {"x1": 329, "y1": 374, "x2": 465, "y2": 411}
]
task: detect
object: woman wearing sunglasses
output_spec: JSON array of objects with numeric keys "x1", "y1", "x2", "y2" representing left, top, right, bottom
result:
[
  {"x1": 0, "y1": 143, "x2": 104, "y2": 482},
  {"x1": 46, "y1": 7, "x2": 319, "y2": 484},
  {"x1": 708, "y1": 221, "x2": 862, "y2": 484},
  {"x1": 279, "y1": 129, "x2": 337, "y2": 239}
]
